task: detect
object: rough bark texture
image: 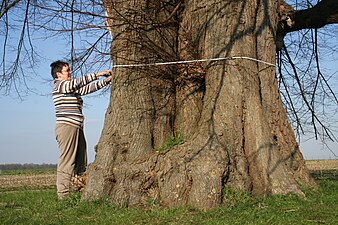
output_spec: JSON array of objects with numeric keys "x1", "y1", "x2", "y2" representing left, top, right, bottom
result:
[{"x1": 83, "y1": 0, "x2": 316, "y2": 209}]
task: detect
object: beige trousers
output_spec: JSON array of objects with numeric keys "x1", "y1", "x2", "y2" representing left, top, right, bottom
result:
[{"x1": 55, "y1": 123, "x2": 87, "y2": 198}]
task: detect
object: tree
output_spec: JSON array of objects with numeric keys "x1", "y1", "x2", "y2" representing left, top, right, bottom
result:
[
  {"x1": 82, "y1": 0, "x2": 337, "y2": 209},
  {"x1": 1, "y1": 0, "x2": 337, "y2": 209}
]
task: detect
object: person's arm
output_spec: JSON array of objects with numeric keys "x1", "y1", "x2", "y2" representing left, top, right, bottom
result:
[
  {"x1": 54, "y1": 70, "x2": 111, "y2": 94},
  {"x1": 77, "y1": 75, "x2": 112, "y2": 96},
  {"x1": 96, "y1": 70, "x2": 112, "y2": 77}
]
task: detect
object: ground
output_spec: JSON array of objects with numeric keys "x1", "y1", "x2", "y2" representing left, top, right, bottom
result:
[{"x1": 0, "y1": 160, "x2": 337, "y2": 190}]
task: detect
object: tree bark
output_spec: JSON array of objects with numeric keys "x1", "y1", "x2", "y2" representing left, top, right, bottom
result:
[{"x1": 83, "y1": 0, "x2": 316, "y2": 209}]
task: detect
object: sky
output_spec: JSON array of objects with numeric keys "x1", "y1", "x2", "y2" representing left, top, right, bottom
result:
[{"x1": 0, "y1": 20, "x2": 337, "y2": 165}]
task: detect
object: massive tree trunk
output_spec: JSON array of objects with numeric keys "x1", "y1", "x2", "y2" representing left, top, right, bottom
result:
[{"x1": 83, "y1": 0, "x2": 316, "y2": 209}]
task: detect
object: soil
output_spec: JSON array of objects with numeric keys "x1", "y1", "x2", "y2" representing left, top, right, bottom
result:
[
  {"x1": 305, "y1": 159, "x2": 338, "y2": 171},
  {"x1": 0, "y1": 174, "x2": 55, "y2": 190}
]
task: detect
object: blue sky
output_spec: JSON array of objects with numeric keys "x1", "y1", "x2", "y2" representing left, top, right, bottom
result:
[{"x1": 0, "y1": 27, "x2": 337, "y2": 165}]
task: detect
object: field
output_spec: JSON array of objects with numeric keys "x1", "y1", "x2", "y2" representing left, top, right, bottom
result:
[
  {"x1": 0, "y1": 160, "x2": 337, "y2": 224},
  {"x1": 1, "y1": 160, "x2": 336, "y2": 190},
  {"x1": 305, "y1": 159, "x2": 338, "y2": 171}
]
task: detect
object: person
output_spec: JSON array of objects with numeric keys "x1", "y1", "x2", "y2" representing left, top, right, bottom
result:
[{"x1": 50, "y1": 60, "x2": 112, "y2": 199}]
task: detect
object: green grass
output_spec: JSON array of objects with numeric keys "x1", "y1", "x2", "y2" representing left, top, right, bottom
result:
[
  {"x1": 0, "y1": 171, "x2": 337, "y2": 224},
  {"x1": 158, "y1": 133, "x2": 184, "y2": 151}
]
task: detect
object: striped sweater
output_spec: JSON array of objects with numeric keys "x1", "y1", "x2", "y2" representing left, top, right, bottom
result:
[{"x1": 52, "y1": 73, "x2": 109, "y2": 128}]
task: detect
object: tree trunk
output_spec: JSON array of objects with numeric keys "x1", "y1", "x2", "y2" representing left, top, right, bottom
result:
[{"x1": 83, "y1": 0, "x2": 315, "y2": 209}]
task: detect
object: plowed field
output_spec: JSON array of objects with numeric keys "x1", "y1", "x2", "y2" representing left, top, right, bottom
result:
[{"x1": 1, "y1": 160, "x2": 337, "y2": 190}]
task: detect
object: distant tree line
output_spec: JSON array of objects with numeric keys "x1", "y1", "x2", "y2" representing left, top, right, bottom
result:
[{"x1": 0, "y1": 163, "x2": 57, "y2": 170}]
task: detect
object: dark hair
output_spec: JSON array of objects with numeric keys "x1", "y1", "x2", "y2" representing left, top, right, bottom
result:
[{"x1": 50, "y1": 60, "x2": 69, "y2": 79}]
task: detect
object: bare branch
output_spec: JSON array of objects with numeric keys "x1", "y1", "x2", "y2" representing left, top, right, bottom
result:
[
  {"x1": 0, "y1": 0, "x2": 22, "y2": 20},
  {"x1": 288, "y1": 0, "x2": 338, "y2": 33},
  {"x1": 283, "y1": 41, "x2": 335, "y2": 141}
]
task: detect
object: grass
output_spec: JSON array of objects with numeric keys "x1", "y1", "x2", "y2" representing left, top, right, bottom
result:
[
  {"x1": 158, "y1": 133, "x2": 184, "y2": 151},
  {"x1": 1, "y1": 181, "x2": 337, "y2": 224},
  {"x1": 0, "y1": 167, "x2": 337, "y2": 224}
]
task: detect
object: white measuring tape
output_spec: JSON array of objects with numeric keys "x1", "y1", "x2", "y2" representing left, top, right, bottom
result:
[{"x1": 111, "y1": 56, "x2": 275, "y2": 68}]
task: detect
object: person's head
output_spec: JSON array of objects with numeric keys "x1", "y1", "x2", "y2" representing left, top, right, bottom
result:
[{"x1": 50, "y1": 60, "x2": 71, "y2": 80}]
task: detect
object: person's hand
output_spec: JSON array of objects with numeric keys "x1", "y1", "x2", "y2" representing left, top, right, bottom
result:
[
  {"x1": 104, "y1": 75, "x2": 112, "y2": 84},
  {"x1": 96, "y1": 70, "x2": 112, "y2": 77}
]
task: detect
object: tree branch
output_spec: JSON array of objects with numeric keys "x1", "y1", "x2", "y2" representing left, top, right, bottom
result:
[
  {"x1": 287, "y1": 0, "x2": 338, "y2": 33},
  {"x1": 0, "y1": 0, "x2": 22, "y2": 19}
]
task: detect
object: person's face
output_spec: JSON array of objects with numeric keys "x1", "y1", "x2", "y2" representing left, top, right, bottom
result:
[{"x1": 56, "y1": 65, "x2": 71, "y2": 80}]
